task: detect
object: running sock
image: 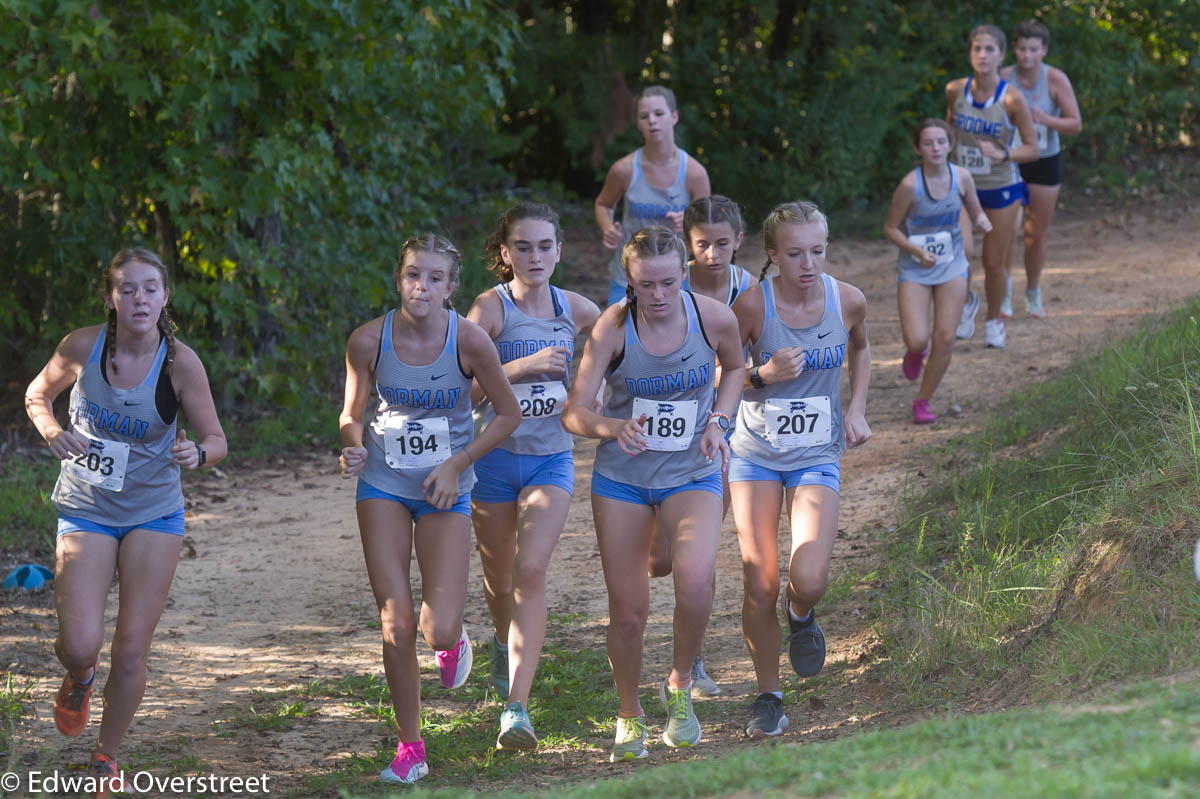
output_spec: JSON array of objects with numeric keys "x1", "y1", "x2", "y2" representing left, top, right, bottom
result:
[
  {"x1": 758, "y1": 691, "x2": 784, "y2": 701},
  {"x1": 494, "y1": 637, "x2": 508, "y2": 652},
  {"x1": 75, "y1": 667, "x2": 96, "y2": 686},
  {"x1": 787, "y1": 606, "x2": 814, "y2": 625}
]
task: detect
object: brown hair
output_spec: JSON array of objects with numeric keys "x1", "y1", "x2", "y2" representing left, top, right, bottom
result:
[
  {"x1": 683, "y1": 195, "x2": 745, "y2": 239},
  {"x1": 395, "y1": 233, "x2": 462, "y2": 310},
  {"x1": 911, "y1": 117, "x2": 955, "y2": 149},
  {"x1": 1013, "y1": 19, "x2": 1050, "y2": 47},
  {"x1": 635, "y1": 85, "x2": 677, "y2": 114},
  {"x1": 103, "y1": 246, "x2": 175, "y2": 375},
  {"x1": 614, "y1": 225, "x2": 687, "y2": 326},
  {"x1": 969, "y1": 24, "x2": 1007, "y2": 54},
  {"x1": 483, "y1": 202, "x2": 562, "y2": 282},
  {"x1": 760, "y1": 201, "x2": 829, "y2": 281}
]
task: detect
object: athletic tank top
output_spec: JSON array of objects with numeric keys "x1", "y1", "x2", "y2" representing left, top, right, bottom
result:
[
  {"x1": 481, "y1": 283, "x2": 576, "y2": 455},
  {"x1": 608, "y1": 149, "x2": 692, "y2": 284},
  {"x1": 897, "y1": 166, "x2": 968, "y2": 285},
  {"x1": 593, "y1": 292, "x2": 718, "y2": 488},
  {"x1": 52, "y1": 327, "x2": 184, "y2": 526},
  {"x1": 1011, "y1": 64, "x2": 1061, "y2": 158},
  {"x1": 682, "y1": 263, "x2": 753, "y2": 306},
  {"x1": 951, "y1": 78, "x2": 1020, "y2": 190},
  {"x1": 730, "y1": 274, "x2": 847, "y2": 470},
  {"x1": 360, "y1": 310, "x2": 476, "y2": 500}
]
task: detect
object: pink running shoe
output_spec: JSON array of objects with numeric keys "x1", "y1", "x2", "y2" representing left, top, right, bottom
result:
[
  {"x1": 901, "y1": 348, "x2": 928, "y2": 381},
  {"x1": 435, "y1": 626, "x2": 473, "y2": 689},
  {"x1": 913, "y1": 398, "x2": 936, "y2": 425},
  {"x1": 380, "y1": 739, "x2": 429, "y2": 785}
]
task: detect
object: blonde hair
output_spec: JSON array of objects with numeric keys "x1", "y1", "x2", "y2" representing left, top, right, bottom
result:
[
  {"x1": 103, "y1": 247, "x2": 176, "y2": 375},
  {"x1": 615, "y1": 225, "x2": 687, "y2": 326},
  {"x1": 483, "y1": 202, "x2": 562, "y2": 282},
  {"x1": 635, "y1": 85, "x2": 677, "y2": 114},
  {"x1": 760, "y1": 201, "x2": 829, "y2": 281},
  {"x1": 395, "y1": 233, "x2": 462, "y2": 309}
]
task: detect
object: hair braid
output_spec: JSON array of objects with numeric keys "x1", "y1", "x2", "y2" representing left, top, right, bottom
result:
[
  {"x1": 106, "y1": 308, "x2": 120, "y2": 374},
  {"x1": 157, "y1": 307, "x2": 177, "y2": 374}
]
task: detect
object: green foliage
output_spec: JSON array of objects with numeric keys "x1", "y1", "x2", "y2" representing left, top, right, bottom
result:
[
  {"x1": 1, "y1": 0, "x2": 518, "y2": 411},
  {"x1": 0, "y1": 452, "x2": 61, "y2": 557}
]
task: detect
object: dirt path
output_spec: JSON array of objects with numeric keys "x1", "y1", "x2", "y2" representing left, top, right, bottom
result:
[{"x1": 4, "y1": 198, "x2": 1198, "y2": 796}]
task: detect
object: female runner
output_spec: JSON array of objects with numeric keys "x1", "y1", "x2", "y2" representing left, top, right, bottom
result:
[
  {"x1": 24, "y1": 246, "x2": 227, "y2": 793},
  {"x1": 883, "y1": 119, "x2": 992, "y2": 424},
  {"x1": 468, "y1": 202, "x2": 600, "y2": 749},
  {"x1": 730, "y1": 202, "x2": 871, "y2": 739},
  {"x1": 339, "y1": 234, "x2": 520, "y2": 785},
  {"x1": 562, "y1": 225, "x2": 745, "y2": 760}
]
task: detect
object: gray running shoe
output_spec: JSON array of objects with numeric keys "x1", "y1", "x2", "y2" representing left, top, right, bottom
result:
[
  {"x1": 662, "y1": 684, "x2": 702, "y2": 747},
  {"x1": 956, "y1": 290, "x2": 980, "y2": 339},
  {"x1": 610, "y1": 715, "x2": 649, "y2": 761},
  {"x1": 744, "y1": 693, "x2": 789, "y2": 739},
  {"x1": 690, "y1": 655, "x2": 721, "y2": 697},
  {"x1": 490, "y1": 635, "x2": 509, "y2": 700},
  {"x1": 787, "y1": 613, "x2": 826, "y2": 678},
  {"x1": 496, "y1": 701, "x2": 537, "y2": 750}
]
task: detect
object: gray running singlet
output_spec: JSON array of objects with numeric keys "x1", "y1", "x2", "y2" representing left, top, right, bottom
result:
[
  {"x1": 608, "y1": 149, "x2": 692, "y2": 285},
  {"x1": 682, "y1": 263, "x2": 753, "y2": 306},
  {"x1": 360, "y1": 310, "x2": 476, "y2": 500},
  {"x1": 1012, "y1": 64, "x2": 1061, "y2": 158},
  {"x1": 731, "y1": 274, "x2": 848, "y2": 470},
  {"x1": 897, "y1": 166, "x2": 968, "y2": 285},
  {"x1": 951, "y1": 78, "x2": 1019, "y2": 191},
  {"x1": 593, "y1": 293, "x2": 719, "y2": 488},
  {"x1": 52, "y1": 327, "x2": 184, "y2": 526},
  {"x1": 481, "y1": 284, "x2": 576, "y2": 455}
]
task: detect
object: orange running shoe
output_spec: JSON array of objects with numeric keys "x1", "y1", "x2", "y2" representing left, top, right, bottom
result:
[
  {"x1": 87, "y1": 752, "x2": 127, "y2": 797},
  {"x1": 54, "y1": 665, "x2": 96, "y2": 737}
]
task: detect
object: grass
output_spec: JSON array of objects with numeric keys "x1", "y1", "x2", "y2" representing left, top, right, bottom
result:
[
  {"x1": 0, "y1": 672, "x2": 37, "y2": 772},
  {"x1": 211, "y1": 699, "x2": 316, "y2": 737},
  {"x1": 0, "y1": 455, "x2": 60, "y2": 558},
  {"x1": 878, "y1": 301, "x2": 1200, "y2": 702}
]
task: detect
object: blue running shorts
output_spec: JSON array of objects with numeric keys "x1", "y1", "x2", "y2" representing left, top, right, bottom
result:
[
  {"x1": 472, "y1": 448, "x2": 575, "y2": 504},
  {"x1": 57, "y1": 506, "x2": 186, "y2": 540},
  {"x1": 356, "y1": 479, "x2": 471, "y2": 519},
  {"x1": 727, "y1": 455, "x2": 841, "y2": 494},
  {"x1": 591, "y1": 470, "x2": 723, "y2": 507}
]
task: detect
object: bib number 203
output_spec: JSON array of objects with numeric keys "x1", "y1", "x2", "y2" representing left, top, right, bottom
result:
[{"x1": 72, "y1": 451, "x2": 115, "y2": 476}]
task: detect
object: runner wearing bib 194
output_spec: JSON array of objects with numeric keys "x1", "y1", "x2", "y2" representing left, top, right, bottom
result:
[
  {"x1": 884, "y1": 118, "x2": 992, "y2": 424},
  {"x1": 467, "y1": 202, "x2": 600, "y2": 751},
  {"x1": 563, "y1": 225, "x2": 745, "y2": 761},
  {"x1": 339, "y1": 234, "x2": 520, "y2": 787},
  {"x1": 25, "y1": 247, "x2": 228, "y2": 787},
  {"x1": 729, "y1": 202, "x2": 871, "y2": 741},
  {"x1": 947, "y1": 24, "x2": 1039, "y2": 350},
  {"x1": 1000, "y1": 19, "x2": 1083, "y2": 320}
]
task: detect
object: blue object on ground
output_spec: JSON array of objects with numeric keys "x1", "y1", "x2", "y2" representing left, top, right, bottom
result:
[{"x1": 2, "y1": 564, "x2": 54, "y2": 590}]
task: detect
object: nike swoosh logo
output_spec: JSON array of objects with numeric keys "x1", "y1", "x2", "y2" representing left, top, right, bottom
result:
[
  {"x1": 681, "y1": 353, "x2": 694, "y2": 362},
  {"x1": 430, "y1": 373, "x2": 446, "y2": 381},
  {"x1": 553, "y1": 326, "x2": 570, "y2": 333},
  {"x1": 817, "y1": 332, "x2": 831, "y2": 339},
  {"x1": 123, "y1": 401, "x2": 139, "y2": 406}
]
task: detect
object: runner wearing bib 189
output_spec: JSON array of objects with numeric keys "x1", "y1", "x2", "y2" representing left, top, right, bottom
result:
[
  {"x1": 25, "y1": 247, "x2": 228, "y2": 788},
  {"x1": 339, "y1": 234, "x2": 520, "y2": 787},
  {"x1": 467, "y1": 202, "x2": 600, "y2": 750},
  {"x1": 884, "y1": 118, "x2": 992, "y2": 424},
  {"x1": 563, "y1": 225, "x2": 745, "y2": 761},
  {"x1": 729, "y1": 202, "x2": 871, "y2": 741}
]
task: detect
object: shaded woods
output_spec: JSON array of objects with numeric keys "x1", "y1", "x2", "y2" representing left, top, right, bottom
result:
[{"x1": 3, "y1": 0, "x2": 1196, "y2": 414}]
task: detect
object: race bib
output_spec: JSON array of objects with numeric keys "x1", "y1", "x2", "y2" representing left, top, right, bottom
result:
[
  {"x1": 907, "y1": 231, "x2": 954, "y2": 266},
  {"x1": 765, "y1": 396, "x2": 833, "y2": 450},
  {"x1": 1034, "y1": 123, "x2": 1049, "y2": 151},
  {"x1": 958, "y1": 145, "x2": 990, "y2": 175},
  {"x1": 383, "y1": 415, "x2": 451, "y2": 469},
  {"x1": 513, "y1": 381, "x2": 566, "y2": 419},
  {"x1": 62, "y1": 430, "x2": 129, "y2": 491},
  {"x1": 632, "y1": 397, "x2": 697, "y2": 452}
]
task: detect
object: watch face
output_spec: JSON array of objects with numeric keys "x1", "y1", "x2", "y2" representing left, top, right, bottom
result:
[{"x1": 718, "y1": 416, "x2": 731, "y2": 431}]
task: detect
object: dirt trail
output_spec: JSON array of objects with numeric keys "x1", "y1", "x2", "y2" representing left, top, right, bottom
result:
[{"x1": 3, "y1": 198, "x2": 1199, "y2": 796}]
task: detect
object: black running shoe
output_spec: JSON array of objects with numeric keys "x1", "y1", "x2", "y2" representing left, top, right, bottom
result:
[
  {"x1": 787, "y1": 613, "x2": 826, "y2": 677},
  {"x1": 744, "y1": 693, "x2": 789, "y2": 739}
]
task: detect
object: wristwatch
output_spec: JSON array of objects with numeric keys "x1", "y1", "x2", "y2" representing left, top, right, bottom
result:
[
  {"x1": 749, "y1": 366, "x2": 766, "y2": 390},
  {"x1": 707, "y1": 412, "x2": 731, "y2": 433},
  {"x1": 196, "y1": 445, "x2": 207, "y2": 467}
]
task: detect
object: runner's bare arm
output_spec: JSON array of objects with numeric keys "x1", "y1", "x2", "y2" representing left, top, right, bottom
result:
[
  {"x1": 883, "y1": 176, "x2": 934, "y2": 265},
  {"x1": 594, "y1": 156, "x2": 634, "y2": 248},
  {"x1": 1044, "y1": 68, "x2": 1082, "y2": 135},
  {"x1": 171, "y1": 341, "x2": 228, "y2": 467},
  {"x1": 955, "y1": 167, "x2": 992, "y2": 231},
  {"x1": 338, "y1": 318, "x2": 383, "y2": 476},
  {"x1": 24, "y1": 327, "x2": 99, "y2": 459},
  {"x1": 840, "y1": 283, "x2": 872, "y2": 448}
]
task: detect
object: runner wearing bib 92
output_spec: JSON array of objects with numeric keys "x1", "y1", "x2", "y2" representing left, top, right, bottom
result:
[
  {"x1": 883, "y1": 118, "x2": 992, "y2": 425},
  {"x1": 467, "y1": 202, "x2": 600, "y2": 751},
  {"x1": 729, "y1": 202, "x2": 871, "y2": 741},
  {"x1": 339, "y1": 234, "x2": 520, "y2": 787},
  {"x1": 562, "y1": 225, "x2": 745, "y2": 761},
  {"x1": 24, "y1": 246, "x2": 228, "y2": 789},
  {"x1": 946, "y1": 24, "x2": 1038, "y2": 350},
  {"x1": 999, "y1": 19, "x2": 1083, "y2": 320}
]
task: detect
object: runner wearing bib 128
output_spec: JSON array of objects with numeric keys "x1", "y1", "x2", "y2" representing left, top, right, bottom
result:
[
  {"x1": 563, "y1": 225, "x2": 745, "y2": 761},
  {"x1": 729, "y1": 202, "x2": 871, "y2": 741},
  {"x1": 947, "y1": 24, "x2": 1038, "y2": 350},
  {"x1": 339, "y1": 234, "x2": 520, "y2": 787},
  {"x1": 468, "y1": 202, "x2": 600, "y2": 751},
  {"x1": 24, "y1": 247, "x2": 228, "y2": 787}
]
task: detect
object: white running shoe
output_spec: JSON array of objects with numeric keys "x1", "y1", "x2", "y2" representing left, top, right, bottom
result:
[
  {"x1": 1026, "y1": 289, "x2": 1046, "y2": 319},
  {"x1": 956, "y1": 291, "x2": 979, "y2": 340},
  {"x1": 999, "y1": 276, "x2": 1013, "y2": 318},
  {"x1": 985, "y1": 318, "x2": 1006, "y2": 349}
]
